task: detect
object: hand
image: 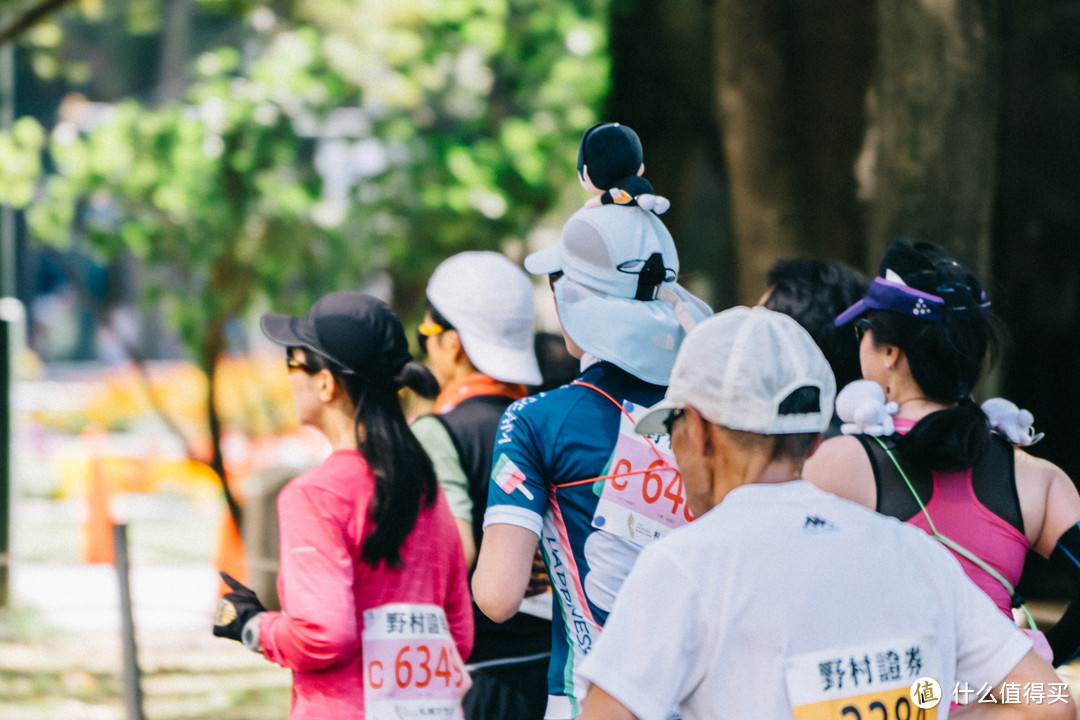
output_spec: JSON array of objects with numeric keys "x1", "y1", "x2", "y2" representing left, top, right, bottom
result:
[
  {"x1": 212, "y1": 571, "x2": 266, "y2": 643},
  {"x1": 524, "y1": 548, "x2": 550, "y2": 598}
]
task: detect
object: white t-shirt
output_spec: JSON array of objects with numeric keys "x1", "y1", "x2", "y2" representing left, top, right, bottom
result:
[{"x1": 579, "y1": 481, "x2": 1032, "y2": 720}]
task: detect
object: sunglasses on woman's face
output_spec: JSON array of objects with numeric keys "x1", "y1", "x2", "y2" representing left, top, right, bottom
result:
[
  {"x1": 286, "y1": 353, "x2": 318, "y2": 374},
  {"x1": 416, "y1": 320, "x2": 449, "y2": 354},
  {"x1": 854, "y1": 317, "x2": 873, "y2": 343}
]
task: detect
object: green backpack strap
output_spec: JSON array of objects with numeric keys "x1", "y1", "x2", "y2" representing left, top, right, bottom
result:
[{"x1": 870, "y1": 436, "x2": 1037, "y2": 630}]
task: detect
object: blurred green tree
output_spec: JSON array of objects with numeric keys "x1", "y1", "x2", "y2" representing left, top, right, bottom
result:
[
  {"x1": 292, "y1": 0, "x2": 609, "y2": 308},
  {"x1": 0, "y1": 0, "x2": 610, "y2": 526}
]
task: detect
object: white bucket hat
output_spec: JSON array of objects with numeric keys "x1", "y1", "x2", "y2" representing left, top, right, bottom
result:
[
  {"x1": 636, "y1": 306, "x2": 836, "y2": 436},
  {"x1": 524, "y1": 205, "x2": 711, "y2": 385},
  {"x1": 426, "y1": 251, "x2": 543, "y2": 386}
]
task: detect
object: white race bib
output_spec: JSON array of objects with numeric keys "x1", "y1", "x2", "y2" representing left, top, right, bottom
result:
[
  {"x1": 362, "y1": 603, "x2": 471, "y2": 719},
  {"x1": 591, "y1": 400, "x2": 692, "y2": 547},
  {"x1": 784, "y1": 637, "x2": 941, "y2": 719}
]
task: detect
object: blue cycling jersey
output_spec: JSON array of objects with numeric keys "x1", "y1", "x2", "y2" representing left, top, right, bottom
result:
[{"x1": 483, "y1": 361, "x2": 682, "y2": 713}]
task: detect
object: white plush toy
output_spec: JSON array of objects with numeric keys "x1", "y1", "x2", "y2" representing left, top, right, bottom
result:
[
  {"x1": 836, "y1": 380, "x2": 899, "y2": 437},
  {"x1": 981, "y1": 397, "x2": 1044, "y2": 447}
]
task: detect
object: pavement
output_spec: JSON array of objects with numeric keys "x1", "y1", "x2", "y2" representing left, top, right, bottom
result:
[
  {"x1": 1, "y1": 560, "x2": 292, "y2": 720},
  {"x1": 0, "y1": 495, "x2": 292, "y2": 720},
  {"x1": 11, "y1": 561, "x2": 218, "y2": 634}
]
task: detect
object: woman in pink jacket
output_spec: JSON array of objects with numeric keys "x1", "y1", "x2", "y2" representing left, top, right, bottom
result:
[{"x1": 213, "y1": 291, "x2": 474, "y2": 719}]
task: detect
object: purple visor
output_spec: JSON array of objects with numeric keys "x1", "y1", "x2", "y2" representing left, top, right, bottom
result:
[{"x1": 834, "y1": 277, "x2": 947, "y2": 326}]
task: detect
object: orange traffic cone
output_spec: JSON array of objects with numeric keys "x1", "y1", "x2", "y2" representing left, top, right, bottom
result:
[
  {"x1": 214, "y1": 510, "x2": 248, "y2": 596},
  {"x1": 82, "y1": 424, "x2": 115, "y2": 564}
]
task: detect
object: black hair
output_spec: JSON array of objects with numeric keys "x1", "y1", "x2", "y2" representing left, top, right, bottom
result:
[
  {"x1": 312, "y1": 348, "x2": 441, "y2": 569},
  {"x1": 764, "y1": 258, "x2": 870, "y2": 389},
  {"x1": 773, "y1": 433, "x2": 822, "y2": 463},
  {"x1": 774, "y1": 385, "x2": 825, "y2": 461},
  {"x1": 425, "y1": 301, "x2": 455, "y2": 331},
  {"x1": 531, "y1": 331, "x2": 580, "y2": 393},
  {"x1": 722, "y1": 426, "x2": 820, "y2": 463},
  {"x1": 863, "y1": 240, "x2": 1002, "y2": 470}
]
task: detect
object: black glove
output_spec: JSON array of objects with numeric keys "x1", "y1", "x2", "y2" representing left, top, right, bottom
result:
[{"x1": 213, "y1": 571, "x2": 266, "y2": 643}]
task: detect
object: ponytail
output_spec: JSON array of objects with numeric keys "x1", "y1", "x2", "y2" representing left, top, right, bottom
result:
[
  {"x1": 898, "y1": 398, "x2": 991, "y2": 470},
  {"x1": 340, "y1": 361, "x2": 440, "y2": 569},
  {"x1": 397, "y1": 360, "x2": 440, "y2": 401}
]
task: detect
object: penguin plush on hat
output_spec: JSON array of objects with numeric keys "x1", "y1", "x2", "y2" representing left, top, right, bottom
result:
[{"x1": 577, "y1": 122, "x2": 670, "y2": 215}]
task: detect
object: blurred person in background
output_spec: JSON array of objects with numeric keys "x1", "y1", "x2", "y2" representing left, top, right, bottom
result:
[
  {"x1": 531, "y1": 330, "x2": 581, "y2": 394},
  {"x1": 759, "y1": 257, "x2": 869, "y2": 438}
]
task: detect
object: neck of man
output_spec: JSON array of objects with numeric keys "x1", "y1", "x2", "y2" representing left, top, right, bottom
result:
[{"x1": 706, "y1": 426, "x2": 804, "y2": 508}]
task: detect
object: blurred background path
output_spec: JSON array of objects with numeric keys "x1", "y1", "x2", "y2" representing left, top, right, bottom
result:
[{"x1": 0, "y1": 495, "x2": 292, "y2": 720}]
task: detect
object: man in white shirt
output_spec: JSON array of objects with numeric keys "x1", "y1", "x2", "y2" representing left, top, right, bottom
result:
[{"x1": 577, "y1": 306, "x2": 1071, "y2": 720}]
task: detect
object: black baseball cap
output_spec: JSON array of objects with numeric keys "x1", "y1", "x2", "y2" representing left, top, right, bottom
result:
[{"x1": 261, "y1": 291, "x2": 412, "y2": 388}]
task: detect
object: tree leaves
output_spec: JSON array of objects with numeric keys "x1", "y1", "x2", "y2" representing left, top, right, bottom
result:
[{"x1": 0, "y1": 0, "x2": 610, "y2": 495}]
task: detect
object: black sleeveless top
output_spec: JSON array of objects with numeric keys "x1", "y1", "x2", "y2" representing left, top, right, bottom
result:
[
  {"x1": 856, "y1": 432, "x2": 1024, "y2": 534},
  {"x1": 436, "y1": 394, "x2": 552, "y2": 664}
]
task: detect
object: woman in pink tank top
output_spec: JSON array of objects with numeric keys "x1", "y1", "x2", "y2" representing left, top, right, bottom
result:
[{"x1": 804, "y1": 240, "x2": 1080, "y2": 668}]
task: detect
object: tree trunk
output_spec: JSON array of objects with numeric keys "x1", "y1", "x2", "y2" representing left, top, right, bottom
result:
[
  {"x1": 713, "y1": 0, "x2": 801, "y2": 302},
  {"x1": 869, "y1": 0, "x2": 1000, "y2": 278},
  {"x1": 783, "y1": 0, "x2": 875, "y2": 269},
  {"x1": 202, "y1": 242, "x2": 259, "y2": 532},
  {"x1": 607, "y1": 0, "x2": 736, "y2": 310},
  {"x1": 0, "y1": 0, "x2": 78, "y2": 46},
  {"x1": 202, "y1": 320, "x2": 243, "y2": 530},
  {"x1": 712, "y1": 0, "x2": 874, "y2": 301},
  {"x1": 157, "y1": 0, "x2": 193, "y2": 104},
  {"x1": 994, "y1": 1, "x2": 1080, "y2": 507}
]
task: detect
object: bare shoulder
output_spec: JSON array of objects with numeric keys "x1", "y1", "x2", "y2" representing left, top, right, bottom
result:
[
  {"x1": 803, "y1": 435, "x2": 877, "y2": 509},
  {"x1": 1014, "y1": 447, "x2": 1080, "y2": 556}
]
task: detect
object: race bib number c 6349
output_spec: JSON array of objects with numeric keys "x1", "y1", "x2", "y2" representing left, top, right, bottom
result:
[
  {"x1": 591, "y1": 400, "x2": 692, "y2": 547},
  {"x1": 362, "y1": 603, "x2": 470, "y2": 720},
  {"x1": 784, "y1": 637, "x2": 941, "y2": 720}
]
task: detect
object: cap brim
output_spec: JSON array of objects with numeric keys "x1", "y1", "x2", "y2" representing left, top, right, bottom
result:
[
  {"x1": 260, "y1": 312, "x2": 326, "y2": 358},
  {"x1": 463, "y1": 335, "x2": 544, "y2": 386},
  {"x1": 634, "y1": 400, "x2": 681, "y2": 436},
  {"x1": 523, "y1": 245, "x2": 563, "y2": 276},
  {"x1": 260, "y1": 313, "x2": 305, "y2": 347},
  {"x1": 833, "y1": 298, "x2": 870, "y2": 327}
]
